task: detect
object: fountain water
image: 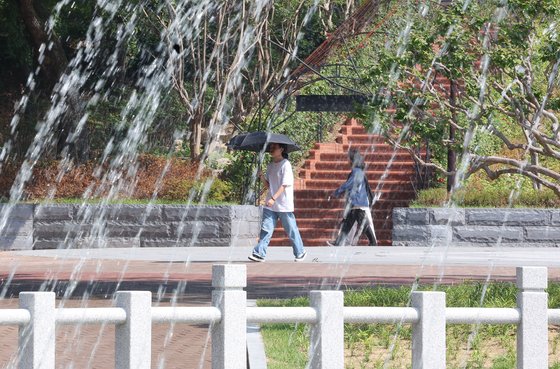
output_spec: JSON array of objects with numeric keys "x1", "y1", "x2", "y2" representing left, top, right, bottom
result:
[{"x1": 1, "y1": 0, "x2": 559, "y2": 367}]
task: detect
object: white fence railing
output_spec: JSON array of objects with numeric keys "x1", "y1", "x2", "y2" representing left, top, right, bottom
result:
[{"x1": 0, "y1": 265, "x2": 555, "y2": 369}]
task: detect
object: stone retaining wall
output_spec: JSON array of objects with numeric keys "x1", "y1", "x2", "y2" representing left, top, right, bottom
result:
[
  {"x1": 0, "y1": 204, "x2": 261, "y2": 250},
  {"x1": 393, "y1": 208, "x2": 560, "y2": 246}
]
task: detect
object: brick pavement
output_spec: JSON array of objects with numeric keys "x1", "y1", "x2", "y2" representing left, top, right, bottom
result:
[
  {"x1": 1, "y1": 252, "x2": 559, "y2": 368},
  {"x1": 3, "y1": 254, "x2": 560, "y2": 297},
  {"x1": 0, "y1": 298, "x2": 212, "y2": 369}
]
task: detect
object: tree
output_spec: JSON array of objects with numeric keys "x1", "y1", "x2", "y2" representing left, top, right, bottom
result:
[
  {"x1": 359, "y1": 0, "x2": 560, "y2": 196},
  {"x1": 153, "y1": 0, "x2": 349, "y2": 160}
]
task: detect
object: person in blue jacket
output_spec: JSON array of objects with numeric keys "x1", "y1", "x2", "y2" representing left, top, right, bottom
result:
[{"x1": 328, "y1": 148, "x2": 377, "y2": 246}]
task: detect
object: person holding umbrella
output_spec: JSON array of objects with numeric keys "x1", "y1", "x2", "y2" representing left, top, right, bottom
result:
[
  {"x1": 249, "y1": 142, "x2": 306, "y2": 262},
  {"x1": 228, "y1": 132, "x2": 306, "y2": 262}
]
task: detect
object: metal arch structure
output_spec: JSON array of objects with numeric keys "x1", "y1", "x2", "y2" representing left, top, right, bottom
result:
[
  {"x1": 247, "y1": 0, "x2": 397, "y2": 131},
  {"x1": 237, "y1": 0, "x2": 395, "y2": 204}
]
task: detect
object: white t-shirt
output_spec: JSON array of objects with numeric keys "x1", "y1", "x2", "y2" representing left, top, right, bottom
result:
[{"x1": 265, "y1": 159, "x2": 294, "y2": 212}]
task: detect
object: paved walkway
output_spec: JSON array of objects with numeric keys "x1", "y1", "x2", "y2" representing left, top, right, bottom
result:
[
  {"x1": 12, "y1": 245, "x2": 560, "y2": 266},
  {"x1": 3, "y1": 246, "x2": 560, "y2": 299},
  {"x1": 1, "y1": 246, "x2": 559, "y2": 368}
]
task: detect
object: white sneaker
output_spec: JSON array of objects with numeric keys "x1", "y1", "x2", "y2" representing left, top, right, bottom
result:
[
  {"x1": 294, "y1": 251, "x2": 307, "y2": 262},
  {"x1": 248, "y1": 254, "x2": 265, "y2": 262}
]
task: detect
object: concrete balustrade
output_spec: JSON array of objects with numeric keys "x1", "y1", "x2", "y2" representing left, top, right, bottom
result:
[{"x1": 1, "y1": 265, "x2": 557, "y2": 368}]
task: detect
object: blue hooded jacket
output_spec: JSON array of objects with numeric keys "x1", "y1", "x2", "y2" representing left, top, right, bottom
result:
[{"x1": 332, "y1": 167, "x2": 370, "y2": 207}]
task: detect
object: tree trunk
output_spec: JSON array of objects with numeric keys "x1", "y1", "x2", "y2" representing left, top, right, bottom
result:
[
  {"x1": 447, "y1": 79, "x2": 458, "y2": 193},
  {"x1": 531, "y1": 152, "x2": 541, "y2": 190},
  {"x1": 190, "y1": 110, "x2": 203, "y2": 160},
  {"x1": 18, "y1": 0, "x2": 92, "y2": 162},
  {"x1": 18, "y1": 0, "x2": 68, "y2": 89}
]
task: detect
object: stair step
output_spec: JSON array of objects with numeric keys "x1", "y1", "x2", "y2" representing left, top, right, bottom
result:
[
  {"x1": 294, "y1": 199, "x2": 412, "y2": 208},
  {"x1": 295, "y1": 209, "x2": 395, "y2": 219},
  {"x1": 316, "y1": 152, "x2": 415, "y2": 161},
  {"x1": 344, "y1": 135, "x2": 391, "y2": 144},
  {"x1": 268, "y1": 239, "x2": 392, "y2": 246},
  {"x1": 294, "y1": 186, "x2": 415, "y2": 197},
  {"x1": 281, "y1": 218, "x2": 393, "y2": 228},
  {"x1": 310, "y1": 171, "x2": 415, "y2": 181},
  {"x1": 341, "y1": 143, "x2": 409, "y2": 151},
  {"x1": 311, "y1": 161, "x2": 416, "y2": 171},
  {"x1": 297, "y1": 180, "x2": 416, "y2": 190},
  {"x1": 305, "y1": 150, "x2": 415, "y2": 164},
  {"x1": 295, "y1": 195, "x2": 414, "y2": 208},
  {"x1": 271, "y1": 228, "x2": 392, "y2": 236},
  {"x1": 340, "y1": 126, "x2": 368, "y2": 135}
]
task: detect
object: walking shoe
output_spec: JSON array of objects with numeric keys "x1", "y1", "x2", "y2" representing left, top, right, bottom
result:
[
  {"x1": 248, "y1": 254, "x2": 265, "y2": 262},
  {"x1": 326, "y1": 240, "x2": 339, "y2": 247},
  {"x1": 294, "y1": 251, "x2": 307, "y2": 262}
]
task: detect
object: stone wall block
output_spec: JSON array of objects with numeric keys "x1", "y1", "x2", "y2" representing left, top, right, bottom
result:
[
  {"x1": 392, "y1": 208, "x2": 407, "y2": 225},
  {"x1": 551, "y1": 211, "x2": 560, "y2": 226},
  {"x1": 162, "y1": 206, "x2": 231, "y2": 222},
  {"x1": 430, "y1": 208, "x2": 465, "y2": 226},
  {"x1": 231, "y1": 205, "x2": 261, "y2": 221},
  {"x1": 0, "y1": 220, "x2": 33, "y2": 237},
  {"x1": 467, "y1": 209, "x2": 548, "y2": 226},
  {"x1": 170, "y1": 221, "x2": 230, "y2": 239},
  {"x1": 34, "y1": 223, "x2": 93, "y2": 240},
  {"x1": 34, "y1": 205, "x2": 73, "y2": 221},
  {"x1": 0, "y1": 236, "x2": 33, "y2": 250},
  {"x1": 430, "y1": 225, "x2": 453, "y2": 242},
  {"x1": 406, "y1": 209, "x2": 430, "y2": 225},
  {"x1": 231, "y1": 221, "x2": 260, "y2": 239},
  {"x1": 525, "y1": 227, "x2": 560, "y2": 243},
  {"x1": 453, "y1": 226, "x2": 523, "y2": 242},
  {"x1": 392, "y1": 225, "x2": 431, "y2": 242},
  {"x1": 105, "y1": 224, "x2": 169, "y2": 238},
  {"x1": 0, "y1": 204, "x2": 34, "y2": 220},
  {"x1": 106, "y1": 205, "x2": 162, "y2": 222}
]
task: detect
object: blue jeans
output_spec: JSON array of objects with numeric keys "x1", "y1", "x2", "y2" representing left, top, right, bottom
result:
[{"x1": 252, "y1": 208, "x2": 305, "y2": 258}]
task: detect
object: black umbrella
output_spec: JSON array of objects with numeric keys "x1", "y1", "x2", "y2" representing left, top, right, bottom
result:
[
  {"x1": 230, "y1": 131, "x2": 301, "y2": 153},
  {"x1": 226, "y1": 133, "x2": 248, "y2": 149}
]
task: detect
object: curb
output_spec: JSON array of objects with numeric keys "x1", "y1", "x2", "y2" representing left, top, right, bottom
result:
[{"x1": 247, "y1": 299, "x2": 267, "y2": 369}]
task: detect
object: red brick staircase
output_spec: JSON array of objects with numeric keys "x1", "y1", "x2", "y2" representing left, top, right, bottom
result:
[{"x1": 269, "y1": 118, "x2": 418, "y2": 246}]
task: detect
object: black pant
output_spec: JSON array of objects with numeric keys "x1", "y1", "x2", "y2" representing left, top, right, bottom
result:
[{"x1": 334, "y1": 208, "x2": 377, "y2": 246}]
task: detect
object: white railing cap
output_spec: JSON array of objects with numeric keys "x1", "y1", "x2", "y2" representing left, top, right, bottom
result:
[
  {"x1": 212, "y1": 264, "x2": 247, "y2": 288},
  {"x1": 517, "y1": 266, "x2": 548, "y2": 291}
]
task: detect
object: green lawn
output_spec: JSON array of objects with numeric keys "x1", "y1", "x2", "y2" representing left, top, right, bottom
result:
[{"x1": 258, "y1": 283, "x2": 560, "y2": 369}]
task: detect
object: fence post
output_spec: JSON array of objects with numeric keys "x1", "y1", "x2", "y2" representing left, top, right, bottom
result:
[
  {"x1": 517, "y1": 266, "x2": 548, "y2": 369},
  {"x1": 309, "y1": 290, "x2": 344, "y2": 369},
  {"x1": 212, "y1": 264, "x2": 247, "y2": 369},
  {"x1": 411, "y1": 291, "x2": 446, "y2": 369},
  {"x1": 19, "y1": 292, "x2": 56, "y2": 369},
  {"x1": 115, "y1": 291, "x2": 152, "y2": 369}
]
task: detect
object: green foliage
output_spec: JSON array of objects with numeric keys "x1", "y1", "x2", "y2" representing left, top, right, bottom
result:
[
  {"x1": 259, "y1": 282, "x2": 560, "y2": 368},
  {"x1": 160, "y1": 177, "x2": 232, "y2": 203},
  {"x1": 354, "y1": 0, "x2": 560, "y2": 197},
  {"x1": 0, "y1": 0, "x2": 33, "y2": 80},
  {"x1": 412, "y1": 174, "x2": 560, "y2": 208},
  {"x1": 204, "y1": 178, "x2": 232, "y2": 203}
]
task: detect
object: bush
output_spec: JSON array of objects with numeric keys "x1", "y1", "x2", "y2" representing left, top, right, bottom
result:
[
  {"x1": 159, "y1": 178, "x2": 197, "y2": 201},
  {"x1": 0, "y1": 155, "x2": 233, "y2": 204},
  {"x1": 412, "y1": 176, "x2": 560, "y2": 208},
  {"x1": 205, "y1": 178, "x2": 232, "y2": 203},
  {"x1": 411, "y1": 187, "x2": 448, "y2": 207}
]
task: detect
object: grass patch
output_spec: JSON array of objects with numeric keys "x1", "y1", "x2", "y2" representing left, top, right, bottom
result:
[{"x1": 258, "y1": 282, "x2": 560, "y2": 368}]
